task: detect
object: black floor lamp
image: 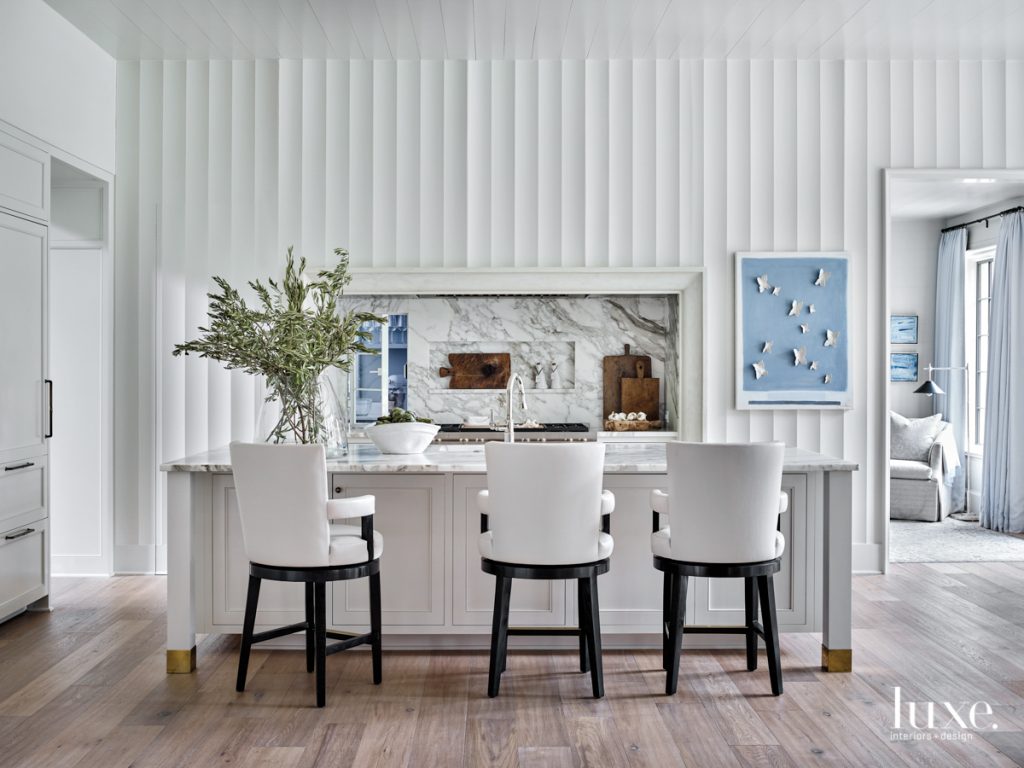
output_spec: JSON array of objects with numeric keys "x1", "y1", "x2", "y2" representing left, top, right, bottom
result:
[{"x1": 915, "y1": 364, "x2": 971, "y2": 515}]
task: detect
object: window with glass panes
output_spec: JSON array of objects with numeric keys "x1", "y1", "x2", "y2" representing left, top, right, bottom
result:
[{"x1": 975, "y1": 257, "x2": 993, "y2": 446}]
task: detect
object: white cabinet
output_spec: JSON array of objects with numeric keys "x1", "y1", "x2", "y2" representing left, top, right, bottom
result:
[
  {"x1": 451, "y1": 475, "x2": 567, "y2": 627},
  {"x1": 690, "y1": 474, "x2": 812, "y2": 631},
  {"x1": 0, "y1": 213, "x2": 48, "y2": 464},
  {"x1": 0, "y1": 519, "x2": 48, "y2": 620},
  {"x1": 0, "y1": 131, "x2": 49, "y2": 222},
  {"x1": 330, "y1": 473, "x2": 445, "y2": 628}
]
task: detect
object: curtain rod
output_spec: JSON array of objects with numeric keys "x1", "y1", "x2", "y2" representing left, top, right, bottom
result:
[{"x1": 941, "y1": 205, "x2": 1024, "y2": 233}]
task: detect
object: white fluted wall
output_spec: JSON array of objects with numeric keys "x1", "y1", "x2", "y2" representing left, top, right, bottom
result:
[{"x1": 114, "y1": 58, "x2": 1024, "y2": 573}]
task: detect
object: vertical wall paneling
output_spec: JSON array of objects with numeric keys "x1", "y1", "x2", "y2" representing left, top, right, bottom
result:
[
  {"x1": 325, "y1": 61, "x2": 351, "y2": 265},
  {"x1": 349, "y1": 60, "x2": 373, "y2": 266},
  {"x1": 443, "y1": 61, "x2": 467, "y2": 267},
  {"x1": 935, "y1": 60, "x2": 960, "y2": 168},
  {"x1": 302, "y1": 60, "x2": 327, "y2": 268},
  {"x1": 396, "y1": 61, "x2": 421, "y2": 268},
  {"x1": 632, "y1": 59, "x2": 655, "y2": 267},
  {"x1": 490, "y1": 60, "x2": 515, "y2": 268},
  {"x1": 419, "y1": 61, "x2": 443, "y2": 267},
  {"x1": 229, "y1": 60, "x2": 256, "y2": 442},
  {"x1": 537, "y1": 60, "x2": 562, "y2": 268},
  {"x1": 466, "y1": 61, "x2": 491, "y2": 269},
  {"x1": 372, "y1": 60, "x2": 397, "y2": 267},
  {"x1": 982, "y1": 60, "x2": 1006, "y2": 169},
  {"x1": 607, "y1": 60, "x2": 632, "y2": 267},
  {"x1": 513, "y1": 60, "x2": 538, "y2": 267},
  {"x1": 959, "y1": 61, "x2": 983, "y2": 168},
  {"x1": 207, "y1": 60, "x2": 232, "y2": 451},
  {"x1": 584, "y1": 59, "x2": 609, "y2": 267},
  {"x1": 115, "y1": 57, "x2": 1021, "y2": 573},
  {"x1": 561, "y1": 60, "x2": 585, "y2": 268},
  {"x1": 844, "y1": 61, "x2": 869, "y2": 545},
  {"x1": 912, "y1": 61, "x2": 936, "y2": 168}
]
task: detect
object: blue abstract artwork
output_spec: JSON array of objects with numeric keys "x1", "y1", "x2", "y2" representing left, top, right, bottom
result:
[
  {"x1": 890, "y1": 315, "x2": 918, "y2": 344},
  {"x1": 890, "y1": 353, "x2": 919, "y2": 382},
  {"x1": 736, "y1": 252, "x2": 852, "y2": 409}
]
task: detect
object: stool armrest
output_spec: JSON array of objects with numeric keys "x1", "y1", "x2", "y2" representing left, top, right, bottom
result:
[
  {"x1": 651, "y1": 489, "x2": 669, "y2": 533},
  {"x1": 478, "y1": 489, "x2": 490, "y2": 533},
  {"x1": 327, "y1": 495, "x2": 375, "y2": 520},
  {"x1": 361, "y1": 515, "x2": 374, "y2": 561}
]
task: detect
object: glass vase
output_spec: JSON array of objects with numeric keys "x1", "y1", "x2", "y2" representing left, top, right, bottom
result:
[{"x1": 256, "y1": 371, "x2": 350, "y2": 457}]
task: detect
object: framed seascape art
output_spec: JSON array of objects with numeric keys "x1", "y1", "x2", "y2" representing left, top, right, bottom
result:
[
  {"x1": 890, "y1": 314, "x2": 919, "y2": 344},
  {"x1": 736, "y1": 252, "x2": 852, "y2": 409},
  {"x1": 890, "y1": 353, "x2": 919, "y2": 382}
]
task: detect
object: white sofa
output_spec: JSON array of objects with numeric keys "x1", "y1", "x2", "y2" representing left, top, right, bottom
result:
[{"x1": 890, "y1": 420, "x2": 955, "y2": 522}]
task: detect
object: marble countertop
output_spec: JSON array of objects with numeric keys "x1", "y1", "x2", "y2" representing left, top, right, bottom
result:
[{"x1": 161, "y1": 443, "x2": 858, "y2": 474}]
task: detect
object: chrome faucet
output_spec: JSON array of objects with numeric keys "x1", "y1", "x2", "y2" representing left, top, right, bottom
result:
[{"x1": 504, "y1": 373, "x2": 528, "y2": 443}]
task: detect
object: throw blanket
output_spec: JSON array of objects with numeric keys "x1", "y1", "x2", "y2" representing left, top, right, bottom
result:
[{"x1": 933, "y1": 427, "x2": 961, "y2": 486}]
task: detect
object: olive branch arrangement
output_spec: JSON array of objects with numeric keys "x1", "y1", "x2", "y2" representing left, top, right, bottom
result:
[{"x1": 172, "y1": 247, "x2": 385, "y2": 444}]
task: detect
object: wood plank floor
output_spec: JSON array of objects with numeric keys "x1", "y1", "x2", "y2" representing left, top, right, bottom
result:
[{"x1": 2, "y1": 564, "x2": 1024, "y2": 767}]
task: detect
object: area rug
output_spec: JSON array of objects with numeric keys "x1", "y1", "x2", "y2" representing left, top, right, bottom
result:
[{"x1": 890, "y1": 517, "x2": 1024, "y2": 563}]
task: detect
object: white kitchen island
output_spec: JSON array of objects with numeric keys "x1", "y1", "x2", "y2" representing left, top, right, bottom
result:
[{"x1": 160, "y1": 443, "x2": 857, "y2": 674}]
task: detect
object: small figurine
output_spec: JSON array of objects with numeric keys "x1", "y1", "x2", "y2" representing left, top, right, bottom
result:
[
  {"x1": 533, "y1": 361, "x2": 547, "y2": 389},
  {"x1": 549, "y1": 361, "x2": 562, "y2": 389}
]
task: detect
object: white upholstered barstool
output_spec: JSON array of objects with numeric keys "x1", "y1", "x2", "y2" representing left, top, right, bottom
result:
[
  {"x1": 651, "y1": 441, "x2": 787, "y2": 696},
  {"x1": 229, "y1": 442, "x2": 383, "y2": 708},
  {"x1": 478, "y1": 442, "x2": 614, "y2": 698}
]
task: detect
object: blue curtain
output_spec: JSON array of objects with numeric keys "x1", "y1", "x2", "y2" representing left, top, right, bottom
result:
[
  {"x1": 933, "y1": 228, "x2": 967, "y2": 512},
  {"x1": 982, "y1": 211, "x2": 1024, "y2": 532}
]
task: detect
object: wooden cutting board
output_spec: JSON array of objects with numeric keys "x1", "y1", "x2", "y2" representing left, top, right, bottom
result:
[
  {"x1": 438, "y1": 353, "x2": 511, "y2": 389},
  {"x1": 620, "y1": 360, "x2": 660, "y2": 419},
  {"x1": 602, "y1": 344, "x2": 652, "y2": 417}
]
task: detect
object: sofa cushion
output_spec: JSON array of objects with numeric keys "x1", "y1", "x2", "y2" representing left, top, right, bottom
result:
[
  {"x1": 890, "y1": 459, "x2": 934, "y2": 481},
  {"x1": 890, "y1": 412, "x2": 943, "y2": 461}
]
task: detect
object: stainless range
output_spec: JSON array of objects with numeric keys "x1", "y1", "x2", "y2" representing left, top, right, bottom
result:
[{"x1": 434, "y1": 422, "x2": 596, "y2": 443}]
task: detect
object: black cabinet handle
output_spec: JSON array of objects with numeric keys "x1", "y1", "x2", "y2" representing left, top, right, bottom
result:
[
  {"x1": 45, "y1": 379, "x2": 53, "y2": 438},
  {"x1": 4, "y1": 462, "x2": 35, "y2": 472},
  {"x1": 4, "y1": 528, "x2": 35, "y2": 540}
]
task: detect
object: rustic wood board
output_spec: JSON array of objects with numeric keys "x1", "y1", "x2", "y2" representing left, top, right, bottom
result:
[
  {"x1": 602, "y1": 344, "x2": 651, "y2": 417},
  {"x1": 621, "y1": 377, "x2": 660, "y2": 419},
  {"x1": 439, "y1": 353, "x2": 511, "y2": 389}
]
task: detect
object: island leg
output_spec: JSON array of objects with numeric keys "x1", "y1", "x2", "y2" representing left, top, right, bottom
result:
[
  {"x1": 167, "y1": 471, "x2": 197, "y2": 673},
  {"x1": 821, "y1": 469, "x2": 853, "y2": 672}
]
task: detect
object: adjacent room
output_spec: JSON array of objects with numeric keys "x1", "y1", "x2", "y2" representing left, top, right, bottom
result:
[{"x1": 1, "y1": 1, "x2": 1024, "y2": 766}]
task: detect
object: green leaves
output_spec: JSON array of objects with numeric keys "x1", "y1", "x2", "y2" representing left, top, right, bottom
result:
[
  {"x1": 172, "y1": 246, "x2": 386, "y2": 444},
  {"x1": 375, "y1": 407, "x2": 433, "y2": 425}
]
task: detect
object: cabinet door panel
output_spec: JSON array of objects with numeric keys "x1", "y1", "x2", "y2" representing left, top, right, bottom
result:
[
  {"x1": 330, "y1": 474, "x2": 445, "y2": 627},
  {"x1": 452, "y1": 475, "x2": 566, "y2": 626},
  {"x1": 588, "y1": 475, "x2": 665, "y2": 629},
  {"x1": 692, "y1": 474, "x2": 809, "y2": 630},
  {"x1": 0, "y1": 132, "x2": 49, "y2": 221},
  {"x1": 0, "y1": 214, "x2": 47, "y2": 463},
  {"x1": 211, "y1": 477, "x2": 306, "y2": 626}
]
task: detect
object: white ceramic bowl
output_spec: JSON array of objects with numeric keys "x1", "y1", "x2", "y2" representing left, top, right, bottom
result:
[{"x1": 364, "y1": 422, "x2": 441, "y2": 454}]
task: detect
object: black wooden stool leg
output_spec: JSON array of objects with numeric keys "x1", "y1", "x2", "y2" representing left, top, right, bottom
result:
[
  {"x1": 662, "y1": 571, "x2": 674, "y2": 671},
  {"x1": 314, "y1": 581, "x2": 327, "y2": 708},
  {"x1": 744, "y1": 576, "x2": 758, "y2": 672},
  {"x1": 578, "y1": 577, "x2": 590, "y2": 673},
  {"x1": 583, "y1": 573, "x2": 604, "y2": 699},
  {"x1": 369, "y1": 570, "x2": 383, "y2": 685},
  {"x1": 757, "y1": 575, "x2": 783, "y2": 696},
  {"x1": 488, "y1": 575, "x2": 512, "y2": 697},
  {"x1": 665, "y1": 574, "x2": 687, "y2": 695},
  {"x1": 305, "y1": 581, "x2": 315, "y2": 673},
  {"x1": 236, "y1": 575, "x2": 261, "y2": 692}
]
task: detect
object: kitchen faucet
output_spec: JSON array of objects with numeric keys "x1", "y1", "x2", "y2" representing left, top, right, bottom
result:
[{"x1": 504, "y1": 373, "x2": 528, "y2": 443}]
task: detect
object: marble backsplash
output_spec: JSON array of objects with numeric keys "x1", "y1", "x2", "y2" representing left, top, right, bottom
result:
[{"x1": 338, "y1": 295, "x2": 677, "y2": 429}]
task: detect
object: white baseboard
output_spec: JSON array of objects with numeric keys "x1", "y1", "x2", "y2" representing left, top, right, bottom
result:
[
  {"x1": 853, "y1": 542, "x2": 884, "y2": 574},
  {"x1": 52, "y1": 555, "x2": 111, "y2": 577}
]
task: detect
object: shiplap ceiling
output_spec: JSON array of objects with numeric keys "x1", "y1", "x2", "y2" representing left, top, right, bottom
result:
[{"x1": 44, "y1": 0, "x2": 1024, "y2": 61}]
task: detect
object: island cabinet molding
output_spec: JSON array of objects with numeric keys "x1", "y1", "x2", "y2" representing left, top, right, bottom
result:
[{"x1": 161, "y1": 444, "x2": 856, "y2": 670}]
